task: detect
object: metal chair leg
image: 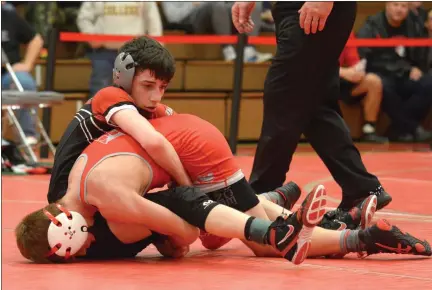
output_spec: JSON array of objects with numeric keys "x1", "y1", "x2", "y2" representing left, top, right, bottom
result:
[
  {"x1": 30, "y1": 108, "x2": 56, "y2": 155},
  {"x1": 5, "y1": 107, "x2": 38, "y2": 164}
]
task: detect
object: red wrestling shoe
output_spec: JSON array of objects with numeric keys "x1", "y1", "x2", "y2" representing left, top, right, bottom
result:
[{"x1": 199, "y1": 230, "x2": 232, "y2": 250}]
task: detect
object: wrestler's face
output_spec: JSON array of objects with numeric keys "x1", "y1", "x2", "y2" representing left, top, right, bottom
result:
[
  {"x1": 74, "y1": 233, "x2": 95, "y2": 257},
  {"x1": 386, "y1": 2, "x2": 409, "y2": 23},
  {"x1": 130, "y1": 69, "x2": 169, "y2": 112}
]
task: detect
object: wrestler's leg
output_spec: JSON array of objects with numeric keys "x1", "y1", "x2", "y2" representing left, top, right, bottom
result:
[
  {"x1": 229, "y1": 187, "x2": 341, "y2": 257},
  {"x1": 152, "y1": 185, "x2": 328, "y2": 263},
  {"x1": 259, "y1": 198, "x2": 342, "y2": 256},
  {"x1": 204, "y1": 177, "x2": 278, "y2": 255}
]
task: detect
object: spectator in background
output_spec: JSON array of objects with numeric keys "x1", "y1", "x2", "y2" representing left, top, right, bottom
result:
[
  {"x1": 409, "y1": 1, "x2": 428, "y2": 32},
  {"x1": 1, "y1": 3, "x2": 44, "y2": 145},
  {"x1": 260, "y1": 2, "x2": 275, "y2": 32},
  {"x1": 339, "y1": 32, "x2": 388, "y2": 143},
  {"x1": 161, "y1": 2, "x2": 236, "y2": 61},
  {"x1": 161, "y1": 2, "x2": 271, "y2": 63},
  {"x1": 426, "y1": 8, "x2": 432, "y2": 76},
  {"x1": 357, "y1": 2, "x2": 432, "y2": 142},
  {"x1": 226, "y1": 2, "x2": 273, "y2": 63},
  {"x1": 77, "y1": 2, "x2": 163, "y2": 99}
]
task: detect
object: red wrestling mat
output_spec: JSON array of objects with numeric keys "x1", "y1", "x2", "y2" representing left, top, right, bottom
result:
[{"x1": 2, "y1": 150, "x2": 432, "y2": 289}]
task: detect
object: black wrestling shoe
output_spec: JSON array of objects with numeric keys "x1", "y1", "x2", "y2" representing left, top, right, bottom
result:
[
  {"x1": 273, "y1": 181, "x2": 302, "y2": 210},
  {"x1": 319, "y1": 195, "x2": 378, "y2": 231},
  {"x1": 359, "y1": 219, "x2": 431, "y2": 257},
  {"x1": 373, "y1": 188, "x2": 392, "y2": 210},
  {"x1": 344, "y1": 186, "x2": 392, "y2": 211},
  {"x1": 267, "y1": 184, "x2": 327, "y2": 265}
]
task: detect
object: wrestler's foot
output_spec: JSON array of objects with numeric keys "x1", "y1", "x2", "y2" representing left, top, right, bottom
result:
[
  {"x1": 199, "y1": 230, "x2": 231, "y2": 250},
  {"x1": 359, "y1": 219, "x2": 431, "y2": 256},
  {"x1": 266, "y1": 184, "x2": 327, "y2": 264},
  {"x1": 319, "y1": 195, "x2": 378, "y2": 231},
  {"x1": 274, "y1": 181, "x2": 302, "y2": 210}
]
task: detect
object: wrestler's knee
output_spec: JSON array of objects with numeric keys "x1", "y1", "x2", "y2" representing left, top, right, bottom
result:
[{"x1": 163, "y1": 186, "x2": 220, "y2": 230}]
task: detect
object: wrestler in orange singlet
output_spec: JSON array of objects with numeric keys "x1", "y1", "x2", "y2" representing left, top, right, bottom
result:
[{"x1": 78, "y1": 114, "x2": 253, "y2": 251}]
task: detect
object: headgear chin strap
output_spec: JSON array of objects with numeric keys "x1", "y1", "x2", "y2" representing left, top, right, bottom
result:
[{"x1": 44, "y1": 204, "x2": 89, "y2": 259}]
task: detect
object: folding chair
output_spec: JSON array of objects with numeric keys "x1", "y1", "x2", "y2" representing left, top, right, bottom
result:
[{"x1": 1, "y1": 48, "x2": 64, "y2": 164}]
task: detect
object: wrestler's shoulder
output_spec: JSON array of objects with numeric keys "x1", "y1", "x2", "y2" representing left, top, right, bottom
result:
[
  {"x1": 152, "y1": 103, "x2": 176, "y2": 118},
  {"x1": 90, "y1": 86, "x2": 137, "y2": 116}
]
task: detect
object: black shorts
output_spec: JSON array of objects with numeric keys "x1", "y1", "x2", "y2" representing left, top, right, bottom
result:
[
  {"x1": 205, "y1": 177, "x2": 260, "y2": 212},
  {"x1": 148, "y1": 178, "x2": 260, "y2": 214},
  {"x1": 339, "y1": 78, "x2": 366, "y2": 105}
]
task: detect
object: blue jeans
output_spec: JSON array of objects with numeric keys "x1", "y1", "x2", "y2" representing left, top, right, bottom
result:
[
  {"x1": 87, "y1": 48, "x2": 118, "y2": 99},
  {"x1": 1, "y1": 71, "x2": 38, "y2": 137}
]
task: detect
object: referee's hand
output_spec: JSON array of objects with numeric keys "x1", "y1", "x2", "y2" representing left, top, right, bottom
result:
[
  {"x1": 298, "y1": 2, "x2": 334, "y2": 35},
  {"x1": 232, "y1": 2, "x2": 256, "y2": 33}
]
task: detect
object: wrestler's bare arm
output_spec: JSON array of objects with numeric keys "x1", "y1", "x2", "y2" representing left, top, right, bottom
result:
[
  {"x1": 87, "y1": 185, "x2": 199, "y2": 246},
  {"x1": 112, "y1": 109, "x2": 192, "y2": 186}
]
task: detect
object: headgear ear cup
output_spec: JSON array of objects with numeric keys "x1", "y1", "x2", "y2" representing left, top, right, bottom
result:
[
  {"x1": 45, "y1": 209, "x2": 89, "y2": 258},
  {"x1": 112, "y1": 52, "x2": 136, "y2": 93}
]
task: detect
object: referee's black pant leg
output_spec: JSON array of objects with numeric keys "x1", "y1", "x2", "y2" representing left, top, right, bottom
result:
[
  {"x1": 250, "y1": 2, "x2": 357, "y2": 194},
  {"x1": 304, "y1": 96, "x2": 381, "y2": 206}
]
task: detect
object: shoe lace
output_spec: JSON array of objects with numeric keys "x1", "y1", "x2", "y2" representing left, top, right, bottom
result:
[
  {"x1": 369, "y1": 185, "x2": 384, "y2": 197},
  {"x1": 272, "y1": 214, "x2": 294, "y2": 229}
]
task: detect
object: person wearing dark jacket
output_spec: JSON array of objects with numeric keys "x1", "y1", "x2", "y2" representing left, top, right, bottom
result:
[
  {"x1": 409, "y1": 1, "x2": 428, "y2": 35},
  {"x1": 357, "y1": 2, "x2": 432, "y2": 142},
  {"x1": 425, "y1": 8, "x2": 432, "y2": 76}
]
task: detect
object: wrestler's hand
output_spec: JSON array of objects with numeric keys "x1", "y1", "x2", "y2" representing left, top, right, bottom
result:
[
  {"x1": 154, "y1": 238, "x2": 190, "y2": 259},
  {"x1": 232, "y1": 2, "x2": 256, "y2": 33},
  {"x1": 298, "y1": 2, "x2": 334, "y2": 35}
]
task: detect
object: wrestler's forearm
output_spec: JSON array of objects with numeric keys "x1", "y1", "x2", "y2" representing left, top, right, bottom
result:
[
  {"x1": 111, "y1": 109, "x2": 192, "y2": 186},
  {"x1": 147, "y1": 137, "x2": 192, "y2": 186}
]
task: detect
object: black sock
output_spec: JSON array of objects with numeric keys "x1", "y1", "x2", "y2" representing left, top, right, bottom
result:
[
  {"x1": 245, "y1": 217, "x2": 272, "y2": 244},
  {"x1": 260, "y1": 191, "x2": 286, "y2": 207}
]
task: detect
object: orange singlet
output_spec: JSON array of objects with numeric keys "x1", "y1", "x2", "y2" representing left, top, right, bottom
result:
[{"x1": 78, "y1": 114, "x2": 240, "y2": 203}]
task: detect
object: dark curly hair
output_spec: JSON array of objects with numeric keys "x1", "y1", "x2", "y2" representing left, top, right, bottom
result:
[{"x1": 119, "y1": 36, "x2": 176, "y2": 83}]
